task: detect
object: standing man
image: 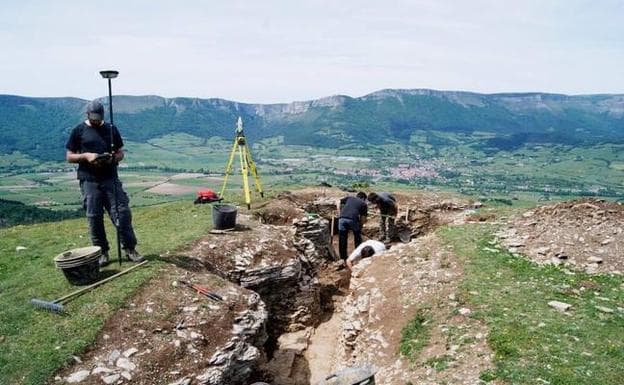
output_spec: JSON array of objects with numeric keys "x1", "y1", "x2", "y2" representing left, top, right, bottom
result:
[
  {"x1": 368, "y1": 192, "x2": 398, "y2": 242},
  {"x1": 337, "y1": 191, "x2": 368, "y2": 260},
  {"x1": 66, "y1": 101, "x2": 143, "y2": 266}
]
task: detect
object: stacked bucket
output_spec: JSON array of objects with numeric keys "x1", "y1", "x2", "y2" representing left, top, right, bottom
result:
[{"x1": 54, "y1": 246, "x2": 102, "y2": 285}]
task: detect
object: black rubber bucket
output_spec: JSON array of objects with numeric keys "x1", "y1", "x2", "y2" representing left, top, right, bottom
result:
[
  {"x1": 54, "y1": 246, "x2": 101, "y2": 286},
  {"x1": 61, "y1": 259, "x2": 100, "y2": 285},
  {"x1": 212, "y1": 204, "x2": 237, "y2": 230}
]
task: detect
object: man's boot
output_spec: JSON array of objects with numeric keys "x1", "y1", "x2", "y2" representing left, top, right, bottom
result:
[
  {"x1": 124, "y1": 248, "x2": 145, "y2": 263},
  {"x1": 98, "y1": 251, "x2": 110, "y2": 267}
]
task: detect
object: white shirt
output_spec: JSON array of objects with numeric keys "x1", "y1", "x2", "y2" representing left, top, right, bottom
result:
[{"x1": 347, "y1": 240, "x2": 386, "y2": 264}]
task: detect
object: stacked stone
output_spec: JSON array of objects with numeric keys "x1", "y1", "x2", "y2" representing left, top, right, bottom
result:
[
  {"x1": 292, "y1": 215, "x2": 333, "y2": 268},
  {"x1": 197, "y1": 293, "x2": 268, "y2": 385},
  {"x1": 239, "y1": 262, "x2": 302, "y2": 289}
]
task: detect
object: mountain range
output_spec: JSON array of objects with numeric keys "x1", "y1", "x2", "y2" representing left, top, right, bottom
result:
[{"x1": 1, "y1": 89, "x2": 623, "y2": 161}]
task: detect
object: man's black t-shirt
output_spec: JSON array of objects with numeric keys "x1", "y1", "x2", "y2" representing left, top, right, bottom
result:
[
  {"x1": 376, "y1": 192, "x2": 398, "y2": 215},
  {"x1": 339, "y1": 196, "x2": 368, "y2": 222},
  {"x1": 66, "y1": 122, "x2": 123, "y2": 181}
]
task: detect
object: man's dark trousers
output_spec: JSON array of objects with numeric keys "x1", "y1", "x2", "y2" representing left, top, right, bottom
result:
[
  {"x1": 338, "y1": 217, "x2": 362, "y2": 260},
  {"x1": 80, "y1": 178, "x2": 137, "y2": 254}
]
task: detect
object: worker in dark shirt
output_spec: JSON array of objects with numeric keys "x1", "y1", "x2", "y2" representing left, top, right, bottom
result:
[
  {"x1": 66, "y1": 101, "x2": 143, "y2": 266},
  {"x1": 337, "y1": 191, "x2": 368, "y2": 260},
  {"x1": 368, "y1": 192, "x2": 398, "y2": 242}
]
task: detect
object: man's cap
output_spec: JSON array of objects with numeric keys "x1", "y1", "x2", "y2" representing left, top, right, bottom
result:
[{"x1": 86, "y1": 101, "x2": 104, "y2": 121}]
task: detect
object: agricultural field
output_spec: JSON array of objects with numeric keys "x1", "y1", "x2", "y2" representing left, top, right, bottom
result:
[{"x1": 2, "y1": 132, "x2": 624, "y2": 222}]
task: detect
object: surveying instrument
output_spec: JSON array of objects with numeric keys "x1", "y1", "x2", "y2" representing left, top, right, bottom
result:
[{"x1": 220, "y1": 117, "x2": 264, "y2": 209}]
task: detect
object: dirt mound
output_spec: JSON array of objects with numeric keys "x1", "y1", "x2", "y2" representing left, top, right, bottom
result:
[
  {"x1": 362, "y1": 193, "x2": 481, "y2": 242},
  {"x1": 182, "y1": 217, "x2": 296, "y2": 273},
  {"x1": 252, "y1": 188, "x2": 346, "y2": 225},
  {"x1": 498, "y1": 198, "x2": 624, "y2": 274},
  {"x1": 253, "y1": 193, "x2": 307, "y2": 225}
]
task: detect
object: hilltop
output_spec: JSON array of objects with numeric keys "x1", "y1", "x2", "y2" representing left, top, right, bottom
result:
[{"x1": 34, "y1": 188, "x2": 622, "y2": 385}]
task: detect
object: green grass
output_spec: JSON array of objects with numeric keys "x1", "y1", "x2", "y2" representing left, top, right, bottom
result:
[
  {"x1": 440, "y1": 224, "x2": 624, "y2": 384},
  {"x1": 399, "y1": 309, "x2": 431, "y2": 361},
  {"x1": 425, "y1": 354, "x2": 453, "y2": 372},
  {"x1": 0, "y1": 201, "x2": 213, "y2": 385}
]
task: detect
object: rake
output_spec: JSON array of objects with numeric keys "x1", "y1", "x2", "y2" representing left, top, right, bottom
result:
[{"x1": 31, "y1": 260, "x2": 149, "y2": 314}]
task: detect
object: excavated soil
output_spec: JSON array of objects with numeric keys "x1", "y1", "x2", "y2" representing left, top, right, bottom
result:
[
  {"x1": 51, "y1": 265, "x2": 256, "y2": 385},
  {"x1": 253, "y1": 193, "x2": 307, "y2": 225},
  {"x1": 180, "y1": 221, "x2": 298, "y2": 278},
  {"x1": 498, "y1": 198, "x2": 624, "y2": 274}
]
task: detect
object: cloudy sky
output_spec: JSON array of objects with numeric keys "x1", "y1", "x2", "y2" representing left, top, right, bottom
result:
[{"x1": 1, "y1": 0, "x2": 623, "y2": 103}]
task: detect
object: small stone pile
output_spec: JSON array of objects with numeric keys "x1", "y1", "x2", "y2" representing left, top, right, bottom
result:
[
  {"x1": 64, "y1": 347, "x2": 140, "y2": 384},
  {"x1": 56, "y1": 268, "x2": 269, "y2": 385}
]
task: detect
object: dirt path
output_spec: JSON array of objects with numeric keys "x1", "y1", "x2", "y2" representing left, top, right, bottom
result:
[
  {"x1": 305, "y1": 311, "x2": 343, "y2": 384},
  {"x1": 311, "y1": 232, "x2": 497, "y2": 385}
]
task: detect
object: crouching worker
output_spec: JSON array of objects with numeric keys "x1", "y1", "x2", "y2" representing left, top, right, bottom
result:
[
  {"x1": 346, "y1": 239, "x2": 386, "y2": 269},
  {"x1": 66, "y1": 101, "x2": 144, "y2": 267},
  {"x1": 368, "y1": 192, "x2": 398, "y2": 242}
]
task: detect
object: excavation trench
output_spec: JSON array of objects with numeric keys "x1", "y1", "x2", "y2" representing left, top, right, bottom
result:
[
  {"x1": 179, "y1": 191, "x2": 356, "y2": 384},
  {"x1": 50, "y1": 189, "x2": 485, "y2": 385},
  {"x1": 195, "y1": 210, "x2": 350, "y2": 385},
  {"x1": 182, "y1": 190, "x2": 478, "y2": 385}
]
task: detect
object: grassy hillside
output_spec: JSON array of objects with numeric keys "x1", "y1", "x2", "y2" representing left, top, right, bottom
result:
[
  {"x1": 0, "y1": 95, "x2": 84, "y2": 161},
  {"x1": 440, "y1": 225, "x2": 624, "y2": 384},
  {"x1": 0, "y1": 201, "x2": 213, "y2": 385}
]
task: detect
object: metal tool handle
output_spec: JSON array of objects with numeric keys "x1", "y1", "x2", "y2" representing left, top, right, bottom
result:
[{"x1": 56, "y1": 260, "x2": 149, "y2": 303}]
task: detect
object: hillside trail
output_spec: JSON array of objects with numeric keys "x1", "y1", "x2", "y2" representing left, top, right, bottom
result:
[{"x1": 306, "y1": 229, "x2": 497, "y2": 385}]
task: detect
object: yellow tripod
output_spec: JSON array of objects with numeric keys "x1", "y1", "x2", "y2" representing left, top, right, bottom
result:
[{"x1": 220, "y1": 117, "x2": 264, "y2": 209}]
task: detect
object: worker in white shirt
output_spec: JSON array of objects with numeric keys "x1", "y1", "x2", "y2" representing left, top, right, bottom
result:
[{"x1": 346, "y1": 239, "x2": 386, "y2": 269}]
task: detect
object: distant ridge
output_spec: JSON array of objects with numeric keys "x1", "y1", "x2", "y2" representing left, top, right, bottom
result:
[{"x1": 1, "y1": 89, "x2": 623, "y2": 161}]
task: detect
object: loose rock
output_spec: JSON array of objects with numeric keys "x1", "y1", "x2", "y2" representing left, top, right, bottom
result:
[
  {"x1": 115, "y1": 357, "x2": 136, "y2": 372},
  {"x1": 66, "y1": 370, "x2": 90, "y2": 383},
  {"x1": 92, "y1": 367, "x2": 114, "y2": 375},
  {"x1": 459, "y1": 308, "x2": 472, "y2": 316},
  {"x1": 122, "y1": 347, "x2": 139, "y2": 357},
  {"x1": 169, "y1": 378, "x2": 192, "y2": 385},
  {"x1": 102, "y1": 373, "x2": 120, "y2": 384},
  {"x1": 548, "y1": 301, "x2": 572, "y2": 312},
  {"x1": 107, "y1": 349, "x2": 120, "y2": 365}
]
